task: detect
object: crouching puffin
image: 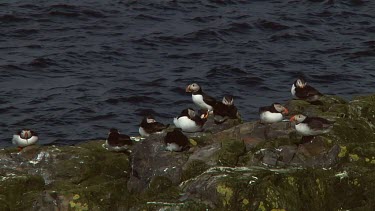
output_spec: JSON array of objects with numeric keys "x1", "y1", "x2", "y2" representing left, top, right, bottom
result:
[
  {"x1": 290, "y1": 114, "x2": 333, "y2": 136},
  {"x1": 173, "y1": 108, "x2": 209, "y2": 132},
  {"x1": 186, "y1": 83, "x2": 216, "y2": 112},
  {"x1": 259, "y1": 103, "x2": 289, "y2": 124},
  {"x1": 139, "y1": 115, "x2": 169, "y2": 137},
  {"x1": 103, "y1": 128, "x2": 133, "y2": 152},
  {"x1": 164, "y1": 128, "x2": 190, "y2": 152},
  {"x1": 12, "y1": 129, "x2": 39, "y2": 149},
  {"x1": 213, "y1": 95, "x2": 240, "y2": 124},
  {"x1": 291, "y1": 78, "x2": 322, "y2": 102}
]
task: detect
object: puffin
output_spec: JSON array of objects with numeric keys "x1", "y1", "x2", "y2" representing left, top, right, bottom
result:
[
  {"x1": 103, "y1": 128, "x2": 133, "y2": 152},
  {"x1": 213, "y1": 95, "x2": 240, "y2": 124},
  {"x1": 173, "y1": 108, "x2": 209, "y2": 132},
  {"x1": 139, "y1": 115, "x2": 169, "y2": 137},
  {"x1": 290, "y1": 114, "x2": 334, "y2": 136},
  {"x1": 164, "y1": 128, "x2": 190, "y2": 152},
  {"x1": 291, "y1": 78, "x2": 323, "y2": 102},
  {"x1": 259, "y1": 103, "x2": 289, "y2": 124},
  {"x1": 12, "y1": 129, "x2": 39, "y2": 149},
  {"x1": 186, "y1": 83, "x2": 216, "y2": 112}
]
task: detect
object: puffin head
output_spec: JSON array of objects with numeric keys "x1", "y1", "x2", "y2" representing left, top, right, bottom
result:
[
  {"x1": 20, "y1": 129, "x2": 32, "y2": 139},
  {"x1": 109, "y1": 128, "x2": 120, "y2": 135},
  {"x1": 146, "y1": 116, "x2": 156, "y2": 124},
  {"x1": 273, "y1": 103, "x2": 289, "y2": 115},
  {"x1": 186, "y1": 83, "x2": 201, "y2": 93},
  {"x1": 187, "y1": 108, "x2": 196, "y2": 118},
  {"x1": 294, "y1": 78, "x2": 307, "y2": 88},
  {"x1": 290, "y1": 114, "x2": 307, "y2": 123},
  {"x1": 222, "y1": 95, "x2": 234, "y2": 106}
]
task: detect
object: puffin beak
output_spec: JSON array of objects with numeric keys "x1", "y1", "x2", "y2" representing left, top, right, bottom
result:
[
  {"x1": 289, "y1": 116, "x2": 295, "y2": 122},
  {"x1": 283, "y1": 108, "x2": 289, "y2": 115},
  {"x1": 25, "y1": 131, "x2": 31, "y2": 139},
  {"x1": 185, "y1": 85, "x2": 191, "y2": 93}
]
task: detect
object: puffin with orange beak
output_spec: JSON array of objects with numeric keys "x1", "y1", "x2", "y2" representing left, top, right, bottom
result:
[
  {"x1": 291, "y1": 78, "x2": 322, "y2": 102},
  {"x1": 12, "y1": 129, "x2": 39, "y2": 150},
  {"x1": 259, "y1": 103, "x2": 289, "y2": 124},
  {"x1": 173, "y1": 108, "x2": 209, "y2": 132},
  {"x1": 186, "y1": 83, "x2": 216, "y2": 112},
  {"x1": 290, "y1": 114, "x2": 333, "y2": 136}
]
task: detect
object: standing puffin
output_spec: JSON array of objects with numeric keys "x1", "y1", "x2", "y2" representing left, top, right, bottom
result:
[
  {"x1": 139, "y1": 115, "x2": 169, "y2": 137},
  {"x1": 213, "y1": 95, "x2": 240, "y2": 124},
  {"x1": 186, "y1": 83, "x2": 216, "y2": 112},
  {"x1": 290, "y1": 114, "x2": 333, "y2": 136},
  {"x1": 173, "y1": 108, "x2": 209, "y2": 132},
  {"x1": 164, "y1": 128, "x2": 190, "y2": 152},
  {"x1": 291, "y1": 78, "x2": 322, "y2": 102},
  {"x1": 259, "y1": 103, "x2": 289, "y2": 124},
  {"x1": 12, "y1": 129, "x2": 39, "y2": 149},
  {"x1": 103, "y1": 128, "x2": 133, "y2": 152}
]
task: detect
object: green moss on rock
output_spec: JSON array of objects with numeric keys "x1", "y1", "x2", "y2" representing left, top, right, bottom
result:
[
  {"x1": 216, "y1": 139, "x2": 246, "y2": 166},
  {"x1": 182, "y1": 160, "x2": 209, "y2": 181},
  {"x1": 325, "y1": 118, "x2": 375, "y2": 144},
  {"x1": 144, "y1": 176, "x2": 180, "y2": 201},
  {"x1": 0, "y1": 174, "x2": 44, "y2": 210},
  {"x1": 349, "y1": 95, "x2": 375, "y2": 123}
]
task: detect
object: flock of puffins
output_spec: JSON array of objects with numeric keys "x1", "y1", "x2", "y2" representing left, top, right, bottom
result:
[{"x1": 12, "y1": 78, "x2": 333, "y2": 152}]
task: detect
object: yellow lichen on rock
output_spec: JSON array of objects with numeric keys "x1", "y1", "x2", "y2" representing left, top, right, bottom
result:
[
  {"x1": 73, "y1": 194, "x2": 80, "y2": 200},
  {"x1": 349, "y1": 154, "x2": 360, "y2": 162},
  {"x1": 69, "y1": 193, "x2": 89, "y2": 211},
  {"x1": 189, "y1": 139, "x2": 197, "y2": 146},
  {"x1": 216, "y1": 184, "x2": 233, "y2": 206},
  {"x1": 338, "y1": 146, "x2": 347, "y2": 158},
  {"x1": 258, "y1": 201, "x2": 266, "y2": 211}
]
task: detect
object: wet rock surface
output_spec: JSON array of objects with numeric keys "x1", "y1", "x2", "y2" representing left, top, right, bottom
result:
[{"x1": 1, "y1": 95, "x2": 375, "y2": 210}]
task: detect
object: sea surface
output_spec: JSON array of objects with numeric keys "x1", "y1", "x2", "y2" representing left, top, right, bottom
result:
[{"x1": 1, "y1": 0, "x2": 375, "y2": 147}]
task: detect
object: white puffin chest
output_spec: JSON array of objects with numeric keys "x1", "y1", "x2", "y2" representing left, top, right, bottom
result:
[
  {"x1": 174, "y1": 116, "x2": 202, "y2": 132},
  {"x1": 291, "y1": 84, "x2": 297, "y2": 98},
  {"x1": 192, "y1": 94, "x2": 212, "y2": 111},
  {"x1": 260, "y1": 111, "x2": 283, "y2": 123},
  {"x1": 295, "y1": 123, "x2": 332, "y2": 136},
  {"x1": 138, "y1": 127, "x2": 149, "y2": 137}
]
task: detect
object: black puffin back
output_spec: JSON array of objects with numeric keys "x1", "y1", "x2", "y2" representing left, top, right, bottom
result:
[
  {"x1": 107, "y1": 132, "x2": 120, "y2": 146},
  {"x1": 193, "y1": 86, "x2": 217, "y2": 107},
  {"x1": 107, "y1": 129, "x2": 132, "y2": 146},
  {"x1": 214, "y1": 102, "x2": 233, "y2": 117},
  {"x1": 140, "y1": 116, "x2": 169, "y2": 133},
  {"x1": 164, "y1": 129, "x2": 190, "y2": 151},
  {"x1": 303, "y1": 116, "x2": 333, "y2": 130}
]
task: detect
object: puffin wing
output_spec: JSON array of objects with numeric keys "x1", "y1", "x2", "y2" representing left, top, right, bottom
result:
[
  {"x1": 214, "y1": 102, "x2": 228, "y2": 116},
  {"x1": 296, "y1": 86, "x2": 322, "y2": 99},
  {"x1": 305, "y1": 85, "x2": 323, "y2": 97},
  {"x1": 202, "y1": 92, "x2": 217, "y2": 107},
  {"x1": 118, "y1": 134, "x2": 133, "y2": 146},
  {"x1": 305, "y1": 117, "x2": 333, "y2": 130},
  {"x1": 151, "y1": 122, "x2": 169, "y2": 132},
  {"x1": 259, "y1": 105, "x2": 275, "y2": 114}
]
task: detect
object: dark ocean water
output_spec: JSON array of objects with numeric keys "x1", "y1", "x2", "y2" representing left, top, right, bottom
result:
[{"x1": 1, "y1": 0, "x2": 375, "y2": 147}]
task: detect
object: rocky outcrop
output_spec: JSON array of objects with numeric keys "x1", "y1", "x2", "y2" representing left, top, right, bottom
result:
[{"x1": 1, "y1": 95, "x2": 375, "y2": 210}]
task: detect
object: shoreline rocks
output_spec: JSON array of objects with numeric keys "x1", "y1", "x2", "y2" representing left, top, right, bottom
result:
[{"x1": 1, "y1": 95, "x2": 375, "y2": 210}]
